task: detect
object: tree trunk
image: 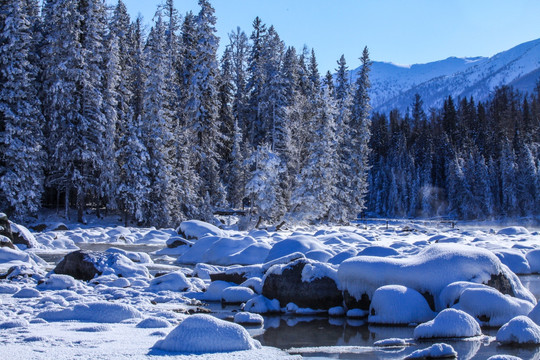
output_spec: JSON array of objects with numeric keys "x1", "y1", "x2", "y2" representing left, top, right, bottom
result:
[
  {"x1": 64, "y1": 186, "x2": 70, "y2": 220},
  {"x1": 77, "y1": 187, "x2": 84, "y2": 224}
]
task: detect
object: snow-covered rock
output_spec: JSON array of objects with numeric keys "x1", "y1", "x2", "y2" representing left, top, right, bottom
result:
[
  {"x1": 234, "y1": 312, "x2": 264, "y2": 325},
  {"x1": 265, "y1": 235, "x2": 328, "y2": 262},
  {"x1": 497, "y1": 227, "x2": 530, "y2": 236},
  {"x1": 454, "y1": 286, "x2": 534, "y2": 327},
  {"x1": 147, "y1": 271, "x2": 191, "y2": 292},
  {"x1": 525, "y1": 249, "x2": 540, "y2": 274},
  {"x1": 368, "y1": 285, "x2": 435, "y2": 325},
  {"x1": 153, "y1": 314, "x2": 261, "y2": 353},
  {"x1": 10, "y1": 222, "x2": 38, "y2": 249},
  {"x1": 199, "y1": 280, "x2": 235, "y2": 302},
  {"x1": 414, "y1": 308, "x2": 481, "y2": 339},
  {"x1": 338, "y1": 244, "x2": 535, "y2": 311},
  {"x1": 494, "y1": 249, "x2": 531, "y2": 275},
  {"x1": 243, "y1": 295, "x2": 281, "y2": 314},
  {"x1": 13, "y1": 287, "x2": 41, "y2": 298},
  {"x1": 221, "y1": 286, "x2": 255, "y2": 304},
  {"x1": 137, "y1": 317, "x2": 171, "y2": 328},
  {"x1": 405, "y1": 343, "x2": 457, "y2": 359},
  {"x1": 176, "y1": 220, "x2": 224, "y2": 240},
  {"x1": 262, "y1": 258, "x2": 342, "y2": 309},
  {"x1": 54, "y1": 250, "x2": 149, "y2": 281},
  {"x1": 38, "y1": 302, "x2": 142, "y2": 323},
  {"x1": 496, "y1": 316, "x2": 540, "y2": 345},
  {"x1": 37, "y1": 274, "x2": 84, "y2": 291}
]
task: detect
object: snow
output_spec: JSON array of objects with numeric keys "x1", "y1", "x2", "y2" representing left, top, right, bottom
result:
[
  {"x1": 405, "y1": 343, "x2": 457, "y2": 359},
  {"x1": 414, "y1": 308, "x2": 481, "y2": 339},
  {"x1": 147, "y1": 271, "x2": 191, "y2": 292},
  {"x1": 265, "y1": 235, "x2": 328, "y2": 262},
  {"x1": 136, "y1": 317, "x2": 171, "y2": 328},
  {"x1": 221, "y1": 286, "x2": 255, "y2": 303},
  {"x1": 494, "y1": 249, "x2": 531, "y2": 275},
  {"x1": 177, "y1": 220, "x2": 225, "y2": 240},
  {"x1": 234, "y1": 312, "x2": 264, "y2": 325},
  {"x1": 338, "y1": 243, "x2": 535, "y2": 309},
  {"x1": 368, "y1": 285, "x2": 435, "y2": 325},
  {"x1": 153, "y1": 314, "x2": 261, "y2": 353},
  {"x1": 38, "y1": 302, "x2": 142, "y2": 323},
  {"x1": 243, "y1": 295, "x2": 281, "y2": 314},
  {"x1": 37, "y1": 274, "x2": 85, "y2": 291},
  {"x1": 454, "y1": 286, "x2": 534, "y2": 326},
  {"x1": 328, "y1": 306, "x2": 345, "y2": 316},
  {"x1": 198, "y1": 280, "x2": 235, "y2": 302},
  {"x1": 496, "y1": 316, "x2": 540, "y2": 344}
]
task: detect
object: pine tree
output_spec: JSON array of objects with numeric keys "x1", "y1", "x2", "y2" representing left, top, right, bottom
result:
[{"x1": 0, "y1": 0, "x2": 45, "y2": 220}]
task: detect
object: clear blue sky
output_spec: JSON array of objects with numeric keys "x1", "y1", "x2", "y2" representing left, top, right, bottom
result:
[{"x1": 111, "y1": 0, "x2": 540, "y2": 73}]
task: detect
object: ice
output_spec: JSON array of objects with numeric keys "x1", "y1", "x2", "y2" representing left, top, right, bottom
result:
[
  {"x1": 368, "y1": 285, "x2": 435, "y2": 325},
  {"x1": 153, "y1": 314, "x2": 261, "y2": 353},
  {"x1": 496, "y1": 315, "x2": 540, "y2": 344},
  {"x1": 414, "y1": 308, "x2": 481, "y2": 339}
]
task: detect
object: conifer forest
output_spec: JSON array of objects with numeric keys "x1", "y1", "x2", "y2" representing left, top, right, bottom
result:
[{"x1": 1, "y1": 0, "x2": 539, "y2": 227}]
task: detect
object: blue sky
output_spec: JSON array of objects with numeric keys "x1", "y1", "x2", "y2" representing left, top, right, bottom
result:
[{"x1": 111, "y1": 0, "x2": 540, "y2": 73}]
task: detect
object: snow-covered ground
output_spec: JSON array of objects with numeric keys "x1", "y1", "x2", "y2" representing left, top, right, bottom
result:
[{"x1": 1, "y1": 215, "x2": 540, "y2": 359}]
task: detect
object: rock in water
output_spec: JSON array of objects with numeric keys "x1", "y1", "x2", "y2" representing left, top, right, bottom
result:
[{"x1": 262, "y1": 258, "x2": 342, "y2": 309}]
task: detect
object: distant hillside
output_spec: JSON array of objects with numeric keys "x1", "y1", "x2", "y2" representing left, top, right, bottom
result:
[{"x1": 350, "y1": 38, "x2": 540, "y2": 113}]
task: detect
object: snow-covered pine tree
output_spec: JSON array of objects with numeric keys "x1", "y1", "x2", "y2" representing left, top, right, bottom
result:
[
  {"x1": 245, "y1": 143, "x2": 284, "y2": 228},
  {"x1": 227, "y1": 27, "x2": 249, "y2": 138},
  {"x1": 289, "y1": 87, "x2": 339, "y2": 223},
  {"x1": 0, "y1": 0, "x2": 45, "y2": 220},
  {"x1": 336, "y1": 47, "x2": 372, "y2": 222},
  {"x1": 141, "y1": 14, "x2": 177, "y2": 227}
]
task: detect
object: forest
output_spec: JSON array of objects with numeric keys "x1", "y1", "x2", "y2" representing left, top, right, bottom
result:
[{"x1": 1, "y1": 0, "x2": 539, "y2": 228}]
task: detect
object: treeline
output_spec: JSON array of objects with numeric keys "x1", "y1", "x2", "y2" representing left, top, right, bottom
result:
[
  {"x1": 367, "y1": 87, "x2": 540, "y2": 220},
  {"x1": 0, "y1": 0, "x2": 372, "y2": 227}
]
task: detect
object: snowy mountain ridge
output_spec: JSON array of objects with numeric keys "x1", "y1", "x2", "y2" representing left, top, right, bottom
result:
[{"x1": 352, "y1": 38, "x2": 540, "y2": 113}]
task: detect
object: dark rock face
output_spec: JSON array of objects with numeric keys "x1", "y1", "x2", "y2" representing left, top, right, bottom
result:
[
  {"x1": 0, "y1": 213, "x2": 14, "y2": 243},
  {"x1": 209, "y1": 272, "x2": 247, "y2": 285},
  {"x1": 343, "y1": 291, "x2": 371, "y2": 311},
  {"x1": 54, "y1": 250, "x2": 102, "y2": 281},
  {"x1": 487, "y1": 273, "x2": 515, "y2": 297},
  {"x1": 0, "y1": 236, "x2": 15, "y2": 249},
  {"x1": 262, "y1": 259, "x2": 343, "y2": 309}
]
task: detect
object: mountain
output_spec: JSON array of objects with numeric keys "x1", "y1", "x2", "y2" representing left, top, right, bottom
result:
[{"x1": 351, "y1": 38, "x2": 540, "y2": 113}]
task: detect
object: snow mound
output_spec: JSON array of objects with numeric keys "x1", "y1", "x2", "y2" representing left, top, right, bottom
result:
[
  {"x1": 527, "y1": 301, "x2": 540, "y2": 325},
  {"x1": 199, "y1": 280, "x2": 235, "y2": 302},
  {"x1": 153, "y1": 314, "x2": 261, "y2": 353},
  {"x1": 494, "y1": 249, "x2": 531, "y2": 275},
  {"x1": 221, "y1": 286, "x2": 255, "y2": 304},
  {"x1": 147, "y1": 271, "x2": 191, "y2": 292},
  {"x1": 137, "y1": 317, "x2": 171, "y2": 328},
  {"x1": 0, "y1": 283, "x2": 20, "y2": 294},
  {"x1": 338, "y1": 243, "x2": 534, "y2": 309},
  {"x1": 414, "y1": 308, "x2": 481, "y2": 339},
  {"x1": 368, "y1": 285, "x2": 435, "y2": 325},
  {"x1": 38, "y1": 302, "x2": 141, "y2": 323},
  {"x1": 243, "y1": 295, "x2": 281, "y2": 314},
  {"x1": 265, "y1": 235, "x2": 327, "y2": 262},
  {"x1": 526, "y1": 249, "x2": 540, "y2": 274},
  {"x1": 487, "y1": 356, "x2": 523, "y2": 360},
  {"x1": 0, "y1": 318, "x2": 29, "y2": 329},
  {"x1": 496, "y1": 316, "x2": 540, "y2": 344},
  {"x1": 357, "y1": 246, "x2": 399, "y2": 257},
  {"x1": 75, "y1": 325, "x2": 112, "y2": 332},
  {"x1": 455, "y1": 286, "x2": 534, "y2": 327},
  {"x1": 234, "y1": 312, "x2": 264, "y2": 325},
  {"x1": 177, "y1": 220, "x2": 224, "y2": 240},
  {"x1": 37, "y1": 274, "x2": 82, "y2": 291},
  {"x1": 497, "y1": 227, "x2": 530, "y2": 236},
  {"x1": 13, "y1": 287, "x2": 41, "y2": 298},
  {"x1": 105, "y1": 247, "x2": 153, "y2": 264},
  {"x1": 328, "y1": 306, "x2": 345, "y2": 316},
  {"x1": 405, "y1": 343, "x2": 457, "y2": 359},
  {"x1": 177, "y1": 235, "x2": 266, "y2": 265}
]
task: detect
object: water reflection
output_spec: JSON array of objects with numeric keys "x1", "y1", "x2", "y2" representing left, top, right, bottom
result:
[{"x1": 254, "y1": 316, "x2": 540, "y2": 359}]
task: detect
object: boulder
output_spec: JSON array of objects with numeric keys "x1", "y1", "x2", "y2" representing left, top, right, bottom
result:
[
  {"x1": 0, "y1": 235, "x2": 15, "y2": 250},
  {"x1": 54, "y1": 250, "x2": 101, "y2": 281},
  {"x1": 10, "y1": 223, "x2": 37, "y2": 248},
  {"x1": 0, "y1": 213, "x2": 14, "y2": 243},
  {"x1": 262, "y1": 259, "x2": 342, "y2": 309},
  {"x1": 54, "y1": 250, "x2": 149, "y2": 281}
]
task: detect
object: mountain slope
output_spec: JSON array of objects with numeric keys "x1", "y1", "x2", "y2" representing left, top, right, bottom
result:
[{"x1": 354, "y1": 38, "x2": 540, "y2": 113}]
